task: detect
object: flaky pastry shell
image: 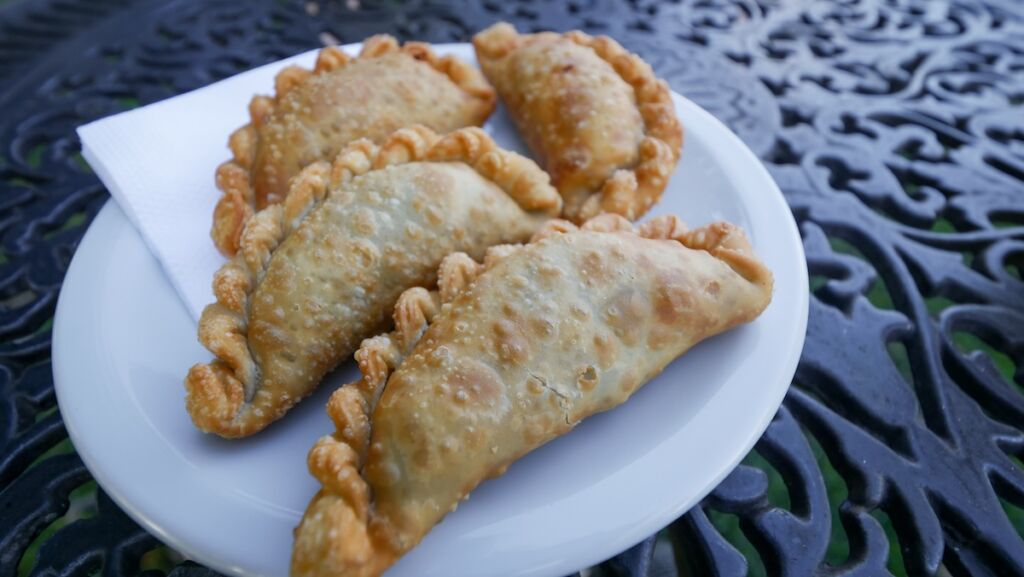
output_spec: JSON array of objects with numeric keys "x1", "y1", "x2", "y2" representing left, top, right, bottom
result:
[
  {"x1": 186, "y1": 126, "x2": 561, "y2": 438},
  {"x1": 213, "y1": 36, "x2": 497, "y2": 255},
  {"x1": 291, "y1": 213, "x2": 772, "y2": 577},
  {"x1": 474, "y1": 22, "x2": 683, "y2": 223}
]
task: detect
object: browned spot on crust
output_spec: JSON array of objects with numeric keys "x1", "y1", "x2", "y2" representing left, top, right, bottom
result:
[
  {"x1": 604, "y1": 287, "x2": 647, "y2": 347},
  {"x1": 529, "y1": 317, "x2": 556, "y2": 339},
  {"x1": 577, "y1": 365, "x2": 598, "y2": 392},
  {"x1": 351, "y1": 238, "x2": 380, "y2": 267},
  {"x1": 523, "y1": 419, "x2": 555, "y2": 445},
  {"x1": 351, "y1": 206, "x2": 377, "y2": 235},
  {"x1": 411, "y1": 162, "x2": 457, "y2": 203},
  {"x1": 556, "y1": 146, "x2": 592, "y2": 174},
  {"x1": 654, "y1": 270, "x2": 694, "y2": 325},
  {"x1": 449, "y1": 358, "x2": 504, "y2": 406},
  {"x1": 537, "y1": 262, "x2": 563, "y2": 285},
  {"x1": 593, "y1": 332, "x2": 619, "y2": 369},
  {"x1": 578, "y1": 248, "x2": 613, "y2": 284},
  {"x1": 646, "y1": 326, "x2": 680, "y2": 351},
  {"x1": 619, "y1": 367, "x2": 643, "y2": 396},
  {"x1": 493, "y1": 317, "x2": 531, "y2": 364},
  {"x1": 413, "y1": 445, "x2": 431, "y2": 469}
]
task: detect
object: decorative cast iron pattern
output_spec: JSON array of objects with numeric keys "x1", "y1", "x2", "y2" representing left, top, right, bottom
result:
[{"x1": 0, "y1": 0, "x2": 1021, "y2": 576}]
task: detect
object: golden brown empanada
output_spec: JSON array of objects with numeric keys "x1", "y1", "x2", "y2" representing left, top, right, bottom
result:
[
  {"x1": 291, "y1": 213, "x2": 772, "y2": 577},
  {"x1": 474, "y1": 22, "x2": 683, "y2": 223},
  {"x1": 186, "y1": 126, "x2": 561, "y2": 438},
  {"x1": 212, "y1": 36, "x2": 497, "y2": 255}
]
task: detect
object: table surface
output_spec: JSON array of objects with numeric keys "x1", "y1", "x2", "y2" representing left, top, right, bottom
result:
[{"x1": 1, "y1": 0, "x2": 1022, "y2": 576}]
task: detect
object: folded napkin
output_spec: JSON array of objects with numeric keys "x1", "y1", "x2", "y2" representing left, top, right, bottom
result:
[{"x1": 78, "y1": 47, "x2": 331, "y2": 321}]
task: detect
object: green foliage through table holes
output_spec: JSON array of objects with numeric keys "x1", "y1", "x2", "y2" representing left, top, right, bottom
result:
[
  {"x1": 887, "y1": 341, "x2": 913, "y2": 388},
  {"x1": 1002, "y1": 457, "x2": 1024, "y2": 546},
  {"x1": 809, "y1": 274, "x2": 829, "y2": 293},
  {"x1": 14, "y1": 441, "x2": 183, "y2": 576},
  {"x1": 744, "y1": 450, "x2": 791, "y2": 511},
  {"x1": 704, "y1": 445, "x2": 831, "y2": 577},
  {"x1": 1008, "y1": 262, "x2": 1022, "y2": 281},
  {"x1": 871, "y1": 508, "x2": 908, "y2": 576},
  {"x1": 33, "y1": 317, "x2": 53, "y2": 335},
  {"x1": 139, "y1": 546, "x2": 184, "y2": 572},
  {"x1": 73, "y1": 151, "x2": 92, "y2": 173},
  {"x1": 953, "y1": 331, "x2": 1019, "y2": 393},
  {"x1": 827, "y1": 237, "x2": 895, "y2": 310},
  {"x1": 926, "y1": 296, "x2": 955, "y2": 317},
  {"x1": 17, "y1": 481, "x2": 98, "y2": 577},
  {"x1": 116, "y1": 97, "x2": 140, "y2": 109},
  {"x1": 24, "y1": 143, "x2": 46, "y2": 168},
  {"x1": 1001, "y1": 498, "x2": 1024, "y2": 543},
  {"x1": 929, "y1": 219, "x2": 976, "y2": 267},
  {"x1": 804, "y1": 432, "x2": 853, "y2": 568},
  {"x1": 42, "y1": 211, "x2": 89, "y2": 240},
  {"x1": 706, "y1": 510, "x2": 767, "y2": 577},
  {"x1": 705, "y1": 432, "x2": 923, "y2": 576}
]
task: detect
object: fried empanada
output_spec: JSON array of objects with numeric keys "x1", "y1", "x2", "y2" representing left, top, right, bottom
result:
[
  {"x1": 291, "y1": 213, "x2": 772, "y2": 577},
  {"x1": 474, "y1": 22, "x2": 683, "y2": 223},
  {"x1": 212, "y1": 36, "x2": 497, "y2": 255},
  {"x1": 186, "y1": 126, "x2": 561, "y2": 438}
]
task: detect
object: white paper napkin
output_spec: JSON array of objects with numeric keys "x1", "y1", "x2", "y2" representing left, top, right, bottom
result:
[{"x1": 77, "y1": 48, "x2": 326, "y2": 321}]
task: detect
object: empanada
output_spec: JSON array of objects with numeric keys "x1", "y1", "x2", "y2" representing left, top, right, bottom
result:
[
  {"x1": 186, "y1": 126, "x2": 561, "y2": 437},
  {"x1": 291, "y1": 214, "x2": 773, "y2": 577},
  {"x1": 212, "y1": 36, "x2": 497, "y2": 255},
  {"x1": 474, "y1": 22, "x2": 683, "y2": 223}
]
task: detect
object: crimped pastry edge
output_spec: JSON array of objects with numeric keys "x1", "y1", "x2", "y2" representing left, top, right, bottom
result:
[
  {"x1": 473, "y1": 22, "x2": 685, "y2": 222},
  {"x1": 211, "y1": 36, "x2": 498, "y2": 256},
  {"x1": 187, "y1": 124, "x2": 562, "y2": 439},
  {"x1": 290, "y1": 213, "x2": 772, "y2": 577}
]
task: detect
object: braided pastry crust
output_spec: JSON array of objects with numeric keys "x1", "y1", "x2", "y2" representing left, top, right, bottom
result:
[
  {"x1": 292, "y1": 213, "x2": 772, "y2": 577},
  {"x1": 212, "y1": 37, "x2": 497, "y2": 255},
  {"x1": 474, "y1": 22, "x2": 683, "y2": 223},
  {"x1": 186, "y1": 126, "x2": 560, "y2": 438}
]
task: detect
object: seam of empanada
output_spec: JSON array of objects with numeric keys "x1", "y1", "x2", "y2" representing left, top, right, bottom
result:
[
  {"x1": 188, "y1": 125, "x2": 560, "y2": 438},
  {"x1": 550, "y1": 30, "x2": 684, "y2": 221},
  {"x1": 633, "y1": 214, "x2": 774, "y2": 289},
  {"x1": 211, "y1": 36, "x2": 499, "y2": 256},
  {"x1": 474, "y1": 23, "x2": 684, "y2": 223},
  {"x1": 291, "y1": 243, "x2": 514, "y2": 577},
  {"x1": 292, "y1": 212, "x2": 770, "y2": 576}
]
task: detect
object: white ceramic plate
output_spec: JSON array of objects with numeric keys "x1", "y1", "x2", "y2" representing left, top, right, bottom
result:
[{"x1": 54, "y1": 43, "x2": 807, "y2": 577}]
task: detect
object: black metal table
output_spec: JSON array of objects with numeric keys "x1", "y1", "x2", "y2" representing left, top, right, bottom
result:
[{"x1": 1, "y1": 0, "x2": 1023, "y2": 576}]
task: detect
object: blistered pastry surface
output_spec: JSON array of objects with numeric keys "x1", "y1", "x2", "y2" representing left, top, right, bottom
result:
[
  {"x1": 211, "y1": 38, "x2": 497, "y2": 256},
  {"x1": 483, "y1": 38, "x2": 644, "y2": 213},
  {"x1": 367, "y1": 228, "x2": 771, "y2": 549},
  {"x1": 187, "y1": 126, "x2": 559, "y2": 438},
  {"x1": 292, "y1": 215, "x2": 773, "y2": 576},
  {"x1": 474, "y1": 23, "x2": 683, "y2": 222},
  {"x1": 252, "y1": 53, "x2": 492, "y2": 207},
  {"x1": 247, "y1": 162, "x2": 543, "y2": 412}
]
